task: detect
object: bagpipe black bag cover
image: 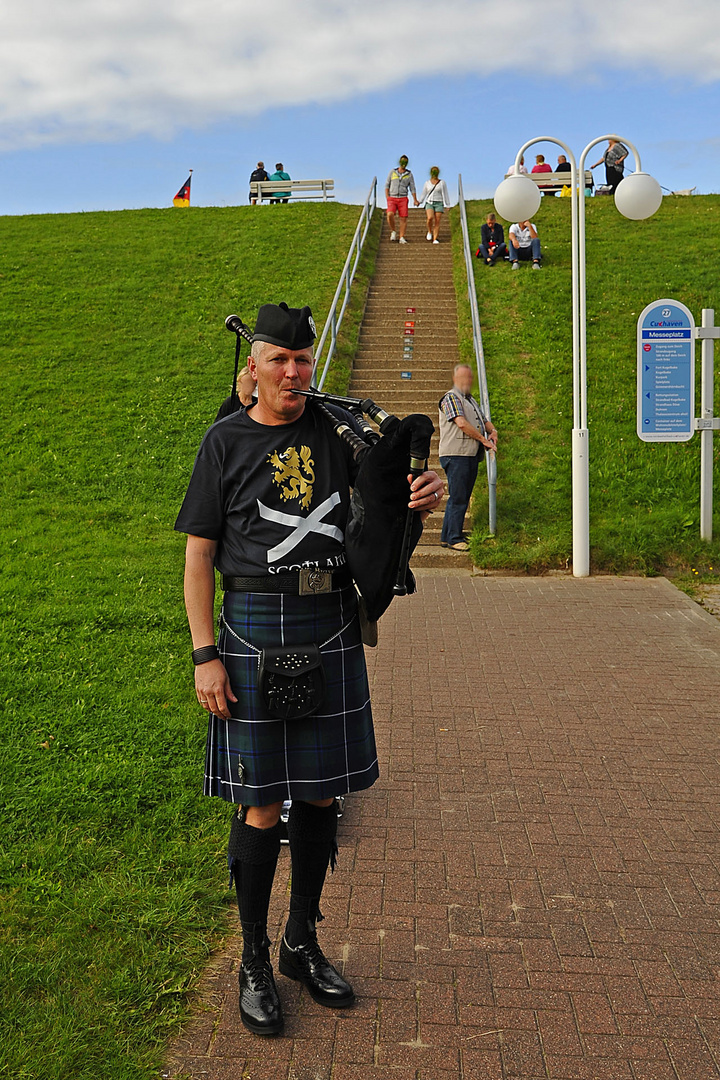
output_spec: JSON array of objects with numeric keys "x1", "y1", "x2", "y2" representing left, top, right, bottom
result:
[{"x1": 345, "y1": 413, "x2": 435, "y2": 622}]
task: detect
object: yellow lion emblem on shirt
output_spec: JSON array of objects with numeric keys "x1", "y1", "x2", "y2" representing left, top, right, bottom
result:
[{"x1": 267, "y1": 445, "x2": 315, "y2": 510}]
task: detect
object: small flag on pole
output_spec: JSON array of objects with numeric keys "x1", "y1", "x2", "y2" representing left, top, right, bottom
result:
[{"x1": 173, "y1": 170, "x2": 193, "y2": 207}]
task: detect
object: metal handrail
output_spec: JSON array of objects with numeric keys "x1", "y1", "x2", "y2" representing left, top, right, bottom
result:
[
  {"x1": 314, "y1": 177, "x2": 378, "y2": 390},
  {"x1": 457, "y1": 174, "x2": 497, "y2": 535}
]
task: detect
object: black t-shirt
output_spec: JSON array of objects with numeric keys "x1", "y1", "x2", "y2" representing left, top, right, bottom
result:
[
  {"x1": 214, "y1": 395, "x2": 239, "y2": 423},
  {"x1": 556, "y1": 161, "x2": 572, "y2": 173},
  {"x1": 175, "y1": 403, "x2": 361, "y2": 576},
  {"x1": 250, "y1": 168, "x2": 269, "y2": 184},
  {"x1": 214, "y1": 395, "x2": 245, "y2": 423}
]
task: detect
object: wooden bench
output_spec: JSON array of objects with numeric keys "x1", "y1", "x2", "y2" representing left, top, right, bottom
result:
[
  {"x1": 504, "y1": 170, "x2": 594, "y2": 195},
  {"x1": 249, "y1": 179, "x2": 335, "y2": 203}
]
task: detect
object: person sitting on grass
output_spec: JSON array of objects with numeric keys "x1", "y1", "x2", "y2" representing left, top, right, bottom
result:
[
  {"x1": 477, "y1": 213, "x2": 507, "y2": 266},
  {"x1": 508, "y1": 220, "x2": 542, "y2": 270}
]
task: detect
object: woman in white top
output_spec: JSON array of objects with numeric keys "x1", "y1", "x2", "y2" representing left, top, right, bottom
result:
[{"x1": 419, "y1": 166, "x2": 451, "y2": 244}]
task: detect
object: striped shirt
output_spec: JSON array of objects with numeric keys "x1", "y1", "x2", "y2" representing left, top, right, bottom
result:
[{"x1": 440, "y1": 390, "x2": 486, "y2": 426}]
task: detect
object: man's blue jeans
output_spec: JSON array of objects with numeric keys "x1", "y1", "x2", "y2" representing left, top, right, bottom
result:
[
  {"x1": 440, "y1": 455, "x2": 480, "y2": 544},
  {"x1": 510, "y1": 238, "x2": 542, "y2": 263},
  {"x1": 479, "y1": 242, "x2": 508, "y2": 263}
]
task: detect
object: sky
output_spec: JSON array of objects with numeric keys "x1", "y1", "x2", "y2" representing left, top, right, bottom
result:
[{"x1": 1, "y1": 0, "x2": 719, "y2": 215}]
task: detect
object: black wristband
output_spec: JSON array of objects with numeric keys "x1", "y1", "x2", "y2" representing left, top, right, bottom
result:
[{"x1": 192, "y1": 645, "x2": 220, "y2": 666}]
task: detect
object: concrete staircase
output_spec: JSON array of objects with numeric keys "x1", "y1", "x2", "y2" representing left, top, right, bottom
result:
[{"x1": 348, "y1": 209, "x2": 472, "y2": 569}]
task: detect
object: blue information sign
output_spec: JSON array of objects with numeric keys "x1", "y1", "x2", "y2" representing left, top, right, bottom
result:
[{"x1": 637, "y1": 298, "x2": 695, "y2": 442}]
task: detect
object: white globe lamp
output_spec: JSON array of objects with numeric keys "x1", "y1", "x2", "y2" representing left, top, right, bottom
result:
[
  {"x1": 494, "y1": 175, "x2": 542, "y2": 222},
  {"x1": 614, "y1": 172, "x2": 663, "y2": 220}
]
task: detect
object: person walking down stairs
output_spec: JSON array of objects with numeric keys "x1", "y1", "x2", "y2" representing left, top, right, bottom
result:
[
  {"x1": 438, "y1": 364, "x2": 498, "y2": 551},
  {"x1": 385, "y1": 155, "x2": 418, "y2": 244},
  {"x1": 418, "y1": 166, "x2": 451, "y2": 244}
]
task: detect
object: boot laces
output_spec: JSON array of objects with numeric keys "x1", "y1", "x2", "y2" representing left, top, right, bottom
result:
[
  {"x1": 300, "y1": 932, "x2": 326, "y2": 968},
  {"x1": 244, "y1": 951, "x2": 274, "y2": 991}
]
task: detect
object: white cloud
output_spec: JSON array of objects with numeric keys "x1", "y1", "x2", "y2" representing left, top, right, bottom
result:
[{"x1": 1, "y1": 0, "x2": 719, "y2": 150}]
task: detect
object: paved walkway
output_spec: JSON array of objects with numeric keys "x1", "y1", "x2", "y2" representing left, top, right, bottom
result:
[{"x1": 165, "y1": 573, "x2": 720, "y2": 1080}]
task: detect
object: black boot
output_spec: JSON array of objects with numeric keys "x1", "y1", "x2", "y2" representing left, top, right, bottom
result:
[
  {"x1": 239, "y1": 921, "x2": 284, "y2": 1035},
  {"x1": 280, "y1": 801, "x2": 354, "y2": 1008},
  {"x1": 228, "y1": 811, "x2": 284, "y2": 1035},
  {"x1": 279, "y1": 896, "x2": 355, "y2": 1007}
]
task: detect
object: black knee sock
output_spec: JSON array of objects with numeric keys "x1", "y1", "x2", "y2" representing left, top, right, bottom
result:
[
  {"x1": 228, "y1": 811, "x2": 281, "y2": 961},
  {"x1": 285, "y1": 800, "x2": 338, "y2": 948}
]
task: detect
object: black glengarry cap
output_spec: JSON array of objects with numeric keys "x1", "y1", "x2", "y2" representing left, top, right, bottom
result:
[{"x1": 252, "y1": 302, "x2": 317, "y2": 351}]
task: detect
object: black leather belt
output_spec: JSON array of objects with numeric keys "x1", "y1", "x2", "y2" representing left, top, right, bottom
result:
[{"x1": 223, "y1": 568, "x2": 352, "y2": 596}]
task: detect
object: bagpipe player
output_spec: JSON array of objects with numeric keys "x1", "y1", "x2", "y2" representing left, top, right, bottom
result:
[{"x1": 175, "y1": 302, "x2": 443, "y2": 1036}]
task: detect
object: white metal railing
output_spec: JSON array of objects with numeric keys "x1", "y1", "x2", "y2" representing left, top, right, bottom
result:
[
  {"x1": 314, "y1": 178, "x2": 378, "y2": 389},
  {"x1": 457, "y1": 174, "x2": 497, "y2": 535}
]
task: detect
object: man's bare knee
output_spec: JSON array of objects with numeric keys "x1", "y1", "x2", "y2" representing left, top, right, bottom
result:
[{"x1": 244, "y1": 802, "x2": 283, "y2": 828}]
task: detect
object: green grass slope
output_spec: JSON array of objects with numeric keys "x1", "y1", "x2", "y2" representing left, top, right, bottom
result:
[
  {"x1": 453, "y1": 195, "x2": 720, "y2": 574},
  {"x1": 0, "y1": 203, "x2": 379, "y2": 1079}
]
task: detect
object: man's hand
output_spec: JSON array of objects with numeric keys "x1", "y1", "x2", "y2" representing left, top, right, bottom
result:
[
  {"x1": 414, "y1": 196, "x2": 420, "y2": 207},
  {"x1": 195, "y1": 658, "x2": 238, "y2": 720},
  {"x1": 408, "y1": 469, "x2": 444, "y2": 522}
]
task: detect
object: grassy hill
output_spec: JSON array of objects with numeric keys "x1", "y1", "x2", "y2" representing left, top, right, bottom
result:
[
  {"x1": 453, "y1": 194, "x2": 720, "y2": 577},
  {"x1": 0, "y1": 203, "x2": 379, "y2": 1079}
]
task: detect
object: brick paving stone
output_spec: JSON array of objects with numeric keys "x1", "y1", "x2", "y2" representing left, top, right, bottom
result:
[{"x1": 164, "y1": 573, "x2": 720, "y2": 1079}]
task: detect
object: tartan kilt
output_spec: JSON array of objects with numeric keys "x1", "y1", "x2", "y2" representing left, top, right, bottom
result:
[{"x1": 203, "y1": 585, "x2": 379, "y2": 806}]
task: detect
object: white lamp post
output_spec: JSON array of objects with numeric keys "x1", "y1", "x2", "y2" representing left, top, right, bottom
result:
[{"x1": 495, "y1": 135, "x2": 661, "y2": 577}]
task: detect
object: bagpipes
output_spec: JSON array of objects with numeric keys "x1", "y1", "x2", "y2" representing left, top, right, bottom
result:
[{"x1": 224, "y1": 315, "x2": 435, "y2": 630}]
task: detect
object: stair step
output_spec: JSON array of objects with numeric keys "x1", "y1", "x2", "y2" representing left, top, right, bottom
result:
[
  {"x1": 360, "y1": 315, "x2": 458, "y2": 324},
  {"x1": 409, "y1": 545, "x2": 473, "y2": 570},
  {"x1": 352, "y1": 360, "x2": 456, "y2": 369},
  {"x1": 347, "y1": 389, "x2": 449, "y2": 400}
]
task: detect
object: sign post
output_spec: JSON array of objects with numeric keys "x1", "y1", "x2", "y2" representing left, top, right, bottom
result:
[
  {"x1": 699, "y1": 310, "x2": 717, "y2": 541},
  {"x1": 637, "y1": 299, "x2": 695, "y2": 443}
]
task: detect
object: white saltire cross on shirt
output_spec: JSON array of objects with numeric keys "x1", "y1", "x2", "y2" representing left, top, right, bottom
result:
[{"x1": 257, "y1": 492, "x2": 344, "y2": 562}]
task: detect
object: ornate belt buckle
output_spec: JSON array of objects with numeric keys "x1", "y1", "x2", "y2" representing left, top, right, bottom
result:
[{"x1": 299, "y1": 568, "x2": 332, "y2": 595}]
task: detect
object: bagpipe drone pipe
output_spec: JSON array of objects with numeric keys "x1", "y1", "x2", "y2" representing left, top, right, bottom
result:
[{"x1": 224, "y1": 314, "x2": 435, "y2": 628}]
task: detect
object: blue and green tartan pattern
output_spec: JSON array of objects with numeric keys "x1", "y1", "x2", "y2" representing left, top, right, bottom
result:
[{"x1": 203, "y1": 585, "x2": 379, "y2": 806}]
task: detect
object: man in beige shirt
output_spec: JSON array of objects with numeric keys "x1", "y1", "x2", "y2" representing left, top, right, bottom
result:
[{"x1": 438, "y1": 364, "x2": 497, "y2": 551}]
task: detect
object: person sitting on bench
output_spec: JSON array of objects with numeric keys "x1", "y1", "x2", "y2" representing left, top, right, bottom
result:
[
  {"x1": 249, "y1": 162, "x2": 269, "y2": 204},
  {"x1": 556, "y1": 154, "x2": 572, "y2": 173},
  {"x1": 477, "y1": 213, "x2": 507, "y2": 266},
  {"x1": 507, "y1": 155, "x2": 528, "y2": 175},
  {"x1": 269, "y1": 163, "x2": 291, "y2": 204},
  {"x1": 531, "y1": 154, "x2": 552, "y2": 174},
  {"x1": 508, "y1": 221, "x2": 542, "y2": 270}
]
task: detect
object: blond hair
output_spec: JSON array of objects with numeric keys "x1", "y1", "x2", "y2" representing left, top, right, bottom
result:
[{"x1": 235, "y1": 364, "x2": 251, "y2": 389}]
